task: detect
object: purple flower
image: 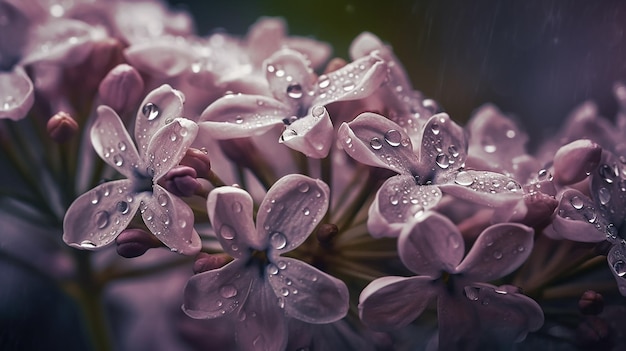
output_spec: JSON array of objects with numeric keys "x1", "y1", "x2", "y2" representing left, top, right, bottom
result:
[
  {"x1": 198, "y1": 48, "x2": 388, "y2": 158},
  {"x1": 359, "y1": 212, "x2": 542, "y2": 349},
  {"x1": 337, "y1": 112, "x2": 524, "y2": 237},
  {"x1": 63, "y1": 85, "x2": 201, "y2": 255},
  {"x1": 183, "y1": 174, "x2": 349, "y2": 351}
]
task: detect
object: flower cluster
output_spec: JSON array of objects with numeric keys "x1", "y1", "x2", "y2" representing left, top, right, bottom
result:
[{"x1": 1, "y1": 1, "x2": 626, "y2": 350}]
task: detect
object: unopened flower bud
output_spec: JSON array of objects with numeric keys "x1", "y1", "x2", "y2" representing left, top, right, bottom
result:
[
  {"x1": 116, "y1": 228, "x2": 162, "y2": 258},
  {"x1": 180, "y1": 148, "x2": 212, "y2": 178},
  {"x1": 98, "y1": 64, "x2": 145, "y2": 114},
  {"x1": 316, "y1": 223, "x2": 338, "y2": 247},
  {"x1": 193, "y1": 252, "x2": 232, "y2": 274},
  {"x1": 160, "y1": 165, "x2": 201, "y2": 197},
  {"x1": 579, "y1": 290, "x2": 604, "y2": 315},
  {"x1": 323, "y1": 57, "x2": 347, "y2": 74},
  {"x1": 553, "y1": 139, "x2": 601, "y2": 185},
  {"x1": 47, "y1": 111, "x2": 79, "y2": 143}
]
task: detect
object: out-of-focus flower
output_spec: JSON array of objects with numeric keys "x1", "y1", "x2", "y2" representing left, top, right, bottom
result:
[
  {"x1": 198, "y1": 48, "x2": 387, "y2": 158},
  {"x1": 63, "y1": 85, "x2": 201, "y2": 255},
  {"x1": 338, "y1": 112, "x2": 524, "y2": 237},
  {"x1": 183, "y1": 174, "x2": 349, "y2": 350},
  {"x1": 359, "y1": 212, "x2": 542, "y2": 349}
]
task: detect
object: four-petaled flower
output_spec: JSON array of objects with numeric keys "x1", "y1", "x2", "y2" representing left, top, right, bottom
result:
[
  {"x1": 183, "y1": 174, "x2": 349, "y2": 351},
  {"x1": 63, "y1": 85, "x2": 201, "y2": 255},
  {"x1": 359, "y1": 212, "x2": 543, "y2": 350},
  {"x1": 338, "y1": 112, "x2": 524, "y2": 237}
]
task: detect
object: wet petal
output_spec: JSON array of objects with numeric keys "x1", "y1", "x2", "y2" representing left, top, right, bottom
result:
[
  {"x1": 313, "y1": 52, "x2": 387, "y2": 106},
  {"x1": 359, "y1": 276, "x2": 437, "y2": 331},
  {"x1": 198, "y1": 94, "x2": 290, "y2": 139},
  {"x1": 399, "y1": 212, "x2": 465, "y2": 275},
  {"x1": 264, "y1": 49, "x2": 316, "y2": 111},
  {"x1": 552, "y1": 189, "x2": 610, "y2": 243},
  {"x1": 183, "y1": 260, "x2": 254, "y2": 319},
  {"x1": 418, "y1": 113, "x2": 467, "y2": 178},
  {"x1": 279, "y1": 105, "x2": 333, "y2": 158},
  {"x1": 144, "y1": 117, "x2": 198, "y2": 181},
  {"x1": 124, "y1": 40, "x2": 194, "y2": 78},
  {"x1": 134, "y1": 84, "x2": 186, "y2": 156},
  {"x1": 0, "y1": 67, "x2": 34, "y2": 121},
  {"x1": 590, "y1": 151, "x2": 626, "y2": 234},
  {"x1": 245, "y1": 17, "x2": 285, "y2": 67},
  {"x1": 438, "y1": 170, "x2": 524, "y2": 207},
  {"x1": 338, "y1": 112, "x2": 419, "y2": 174},
  {"x1": 257, "y1": 174, "x2": 329, "y2": 255},
  {"x1": 22, "y1": 19, "x2": 95, "y2": 66},
  {"x1": 92, "y1": 106, "x2": 142, "y2": 178},
  {"x1": 207, "y1": 186, "x2": 258, "y2": 257},
  {"x1": 283, "y1": 37, "x2": 332, "y2": 70},
  {"x1": 560, "y1": 101, "x2": 618, "y2": 150},
  {"x1": 63, "y1": 179, "x2": 143, "y2": 250},
  {"x1": 368, "y1": 175, "x2": 442, "y2": 238},
  {"x1": 607, "y1": 244, "x2": 626, "y2": 296},
  {"x1": 553, "y1": 139, "x2": 601, "y2": 185},
  {"x1": 140, "y1": 184, "x2": 199, "y2": 255},
  {"x1": 267, "y1": 257, "x2": 348, "y2": 323},
  {"x1": 456, "y1": 223, "x2": 534, "y2": 281}
]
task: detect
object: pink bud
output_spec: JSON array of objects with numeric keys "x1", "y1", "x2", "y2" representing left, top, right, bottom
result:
[
  {"x1": 160, "y1": 165, "x2": 201, "y2": 197},
  {"x1": 116, "y1": 228, "x2": 161, "y2": 258},
  {"x1": 98, "y1": 64, "x2": 145, "y2": 114},
  {"x1": 193, "y1": 252, "x2": 232, "y2": 274},
  {"x1": 47, "y1": 111, "x2": 79, "y2": 143},
  {"x1": 180, "y1": 148, "x2": 212, "y2": 178},
  {"x1": 579, "y1": 290, "x2": 604, "y2": 315}
]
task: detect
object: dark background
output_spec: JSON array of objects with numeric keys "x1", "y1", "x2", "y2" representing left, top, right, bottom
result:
[{"x1": 167, "y1": 0, "x2": 626, "y2": 148}]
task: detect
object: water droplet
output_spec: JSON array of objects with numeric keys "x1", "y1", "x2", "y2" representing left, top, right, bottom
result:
[
  {"x1": 220, "y1": 225, "x2": 236, "y2": 240},
  {"x1": 582, "y1": 208, "x2": 597, "y2": 223},
  {"x1": 219, "y1": 285, "x2": 238, "y2": 298},
  {"x1": 275, "y1": 69, "x2": 285, "y2": 77},
  {"x1": 455, "y1": 171, "x2": 474, "y2": 186},
  {"x1": 570, "y1": 196, "x2": 584, "y2": 210},
  {"x1": 169, "y1": 133, "x2": 177, "y2": 141},
  {"x1": 113, "y1": 155, "x2": 124, "y2": 167},
  {"x1": 117, "y1": 201, "x2": 129, "y2": 214},
  {"x1": 118, "y1": 141, "x2": 127, "y2": 151},
  {"x1": 287, "y1": 83, "x2": 303, "y2": 99},
  {"x1": 389, "y1": 195, "x2": 399, "y2": 206},
  {"x1": 302, "y1": 207, "x2": 310, "y2": 216},
  {"x1": 318, "y1": 75, "x2": 330, "y2": 89},
  {"x1": 311, "y1": 105, "x2": 325, "y2": 118},
  {"x1": 232, "y1": 202, "x2": 242, "y2": 213},
  {"x1": 144, "y1": 209, "x2": 154, "y2": 221},
  {"x1": 179, "y1": 127, "x2": 188, "y2": 137},
  {"x1": 80, "y1": 240, "x2": 97, "y2": 248},
  {"x1": 95, "y1": 211, "x2": 109, "y2": 229},
  {"x1": 280, "y1": 287, "x2": 290, "y2": 296},
  {"x1": 506, "y1": 129, "x2": 516, "y2": 138},
  {"x1": 277, "y1": 261, "x2": 287, "y2": 270},
  {"x1": 142, "y1": 102, "x2": 159, "y2": 121},
  {"x1": 298, "y1": 182, "x2": 310, "y2": 193},
  {"x1": 484, "y1": 144, "x2": 497, "y2": 153},
  {"x1": 464, "y1": 286, "x2": 480, "y2": 301},
  {"x1": 430, "y1": 122, "x2": 440, "y2": 135},
  {"x1": 598, "y1": 187, "x2": 611, "y2": 205},
  {"x1": 342, "y1": 80, "x2": 355, "y2": 91},
  {"x1": 599, "y1": 164, "x2": 616, "y2": 183},
  {"x1": 267, "y1": 264, "x2": 279, "y2": 275},
  {"x1": 436, "y1": 154, "x2": 450, "y2": 169},
  {"x1": 270, "y1": 232, "x2": 287, "y2": 250},
  {"x1": 506, "y1": 181, "x2": 520, "y2": 192},
  {"x1": 266, "y1": 64, "x2": 275, "y2": 73},
  {"x1": 384, "y1": 129, "x2": 402, "y2": 147},
  {"x1": 606, "y1": 223, "x2": 618, "y2": 238},
  {"x1": 370, "y1": 137, "x2": 383, "y2": 150},
  {"x1": 538, "y1": 169, "x2": 553, "y2": 181},
  {"x1": 91, "y1": 192, "x2": 100, "y2": 205},
  {"x1": 493, "y1": 251, "x2": 503, "y2": 260},
  {"x1": 158, "y1": 194, "x2": 169, "y2": 207},
  {"x1": 448, "y1": 145, "x2": 459, "y2": 157},
  {"x1": 620, "y1": 180, "x2": 626, "y2": 192},
  {"x1": 614, "y1": 260, "x2": 626, "y2": 277}
]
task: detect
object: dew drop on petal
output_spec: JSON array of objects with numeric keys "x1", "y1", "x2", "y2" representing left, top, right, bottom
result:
[
  {"x1": 231, "y1": 201, "x2": 242, "y2": 213},
  {"x1": 113, "y1": 155, "x2": 124, "y2": 167},
  {"x1": 606, "y1": 223, "x2": 618, "y2": 239},
  {"x1": 270, "y1": 232, "x2": 287, "y2": 250},
  {"x1": 267, "y1": 264, "x2": 279, "y2": 275},
  {"x1": 80, "y1": 240, "x2": 97, "y2": 248},
  {"x1": 620, "y1": 180, "x2": 626, "y2": 192},
  {"x1": 614, "y1": 260, "x2": 626, "y2": 277},
  {"x1": 302, "y1": 207, "x2": 310, "y2": 216},
  {"x1": 436, "y1": 154, "x2": 450, "y2": 169},
  {"x1": 118, "y1": 141, "x2": 127, "y2": 151},
  {"x1": 570, "y1": 196, "x2": 584, "y2": 210},
  {"x1": 170, "y1": 133, "x2": 177, "y2": 141},
  {"x1": 318, "y1": 75, "x2": 330, "y2": 89},
  {"x1": 311, "y1": 105, "x2": 325, "y2": 118},
  {"x1": 117, "y1": 201, "x2": 129, "y2": 214},
  {"x1": 91, "y1": 192, "x2": 100, "y2": 205},
  {"x1": 430, "y1": 123, "x2": 440, "y2": 135},
  {"x1": 484, "y1": 144, "x2": 497, "y2": 153},
  {"x1": 342, "y1": 80, "x2": 355, "y2": 91},
  {"x1": 280, "y1": 287, "x2": 290, "y2": 296},
  {"x1": 493, "y1": 251, "x2": 503, "y2": 260},
  {"x1": 286, "y1": 83, "x2": 303, "y2": 99},
  {"x1": 384, "y1": 129, "x2": 402, "y2": 147},
  {"x1": 180, "y1": 127, "x2": 188, "y2": 137},
  {"x1": 506, "y1": 181, "x2": 521, "y2": 192},
  {"x1": 220, "y1": 225, "x2": 236, "y2": 240},
  {"x1": 297, "y1": 182, "x2": 310, "y2": 193},
  {"x1": 599, "y1": 164, "x2": 616, "y2": 183},
  {"x1": 142, "y1": 102, "x2": 159, "y2": 121},
  {"x1": 219, "y1": 285, "x2": 238, "y2": 298},
  {"x1": 448, "y1": 145, "x2": 459, "y2": 157},
  {"x1": 598, "y1": 187, "x2": 611, "y2": 205},
  {"x1": 370, "y1": 137, "x2": 383, "y2": 150},
  {"x1": 464, "y1": 286, "x2": 480, "y2": 301},
  {"x1": 582, "y1": 208, "x2": 597, "y2": 223},
  {"x1": 455, "y1": 171, "x2": 474, "y2": 186},
  {"x1": 95, "y1": 211, "x2": 109, "y2": 229},
  {"x1": 277, "y1": 261, "x2": 287, "y2": 270},
  {"x1": 158, "y1": 194, "x2": 169, "y2": 207}
]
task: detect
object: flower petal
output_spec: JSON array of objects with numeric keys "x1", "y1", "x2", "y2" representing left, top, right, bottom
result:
[
  {"x1": 399, "y1": 212, "x2": 465, "y2": 275},
  {"x1": 207, "y1": 186, "x2": 258, "y2": 257},
  {"x1": 418, "y1": 113, "x2": 467, "y2": 179},
  {"x1": 257, "y1": 174, "x2": 329, "y2": 255},
  {"x1": 284, "y1": 37, "x2": 332, "y2": 70},
  {"x1": 92, "y1": 106, "x2": 142, "y2": 178},
  {"x1": 367, "y1": 175, "x2": 442, "y2": 238},
  {"x1": 607, "y1": 244, "x2": 626, "y2": 296},
  {"x1": 279, "y1": 105, "x2": 333, "y2": 158},
  {"x1": 338, "y1": 112, "x2": 419, "y2": 174},
  {"x1": 551, "y1": 189, "x2": 609, "y2": 243},
  {"x1": 183, "y1": 260, "x2": 254, "y2": 319},
  {"x1": 437, "y1": 170, "x2": 524, "y2": 207},
  {"x1": 22, "y1": 19, "x2": 95, "y2": 66},
  {"x1": 267, "y1": 257, "x2": 348, "y2": 323},
  {"x1": 245, "y1": 17, "x2": 285, "y2": 67},
  {"x1": 552, "y1": 139, "x2": 601, "y2": 185},
  {"x1": 198, "y1": 94, "x2": 290, "y2": 139},
  {"x1": 141, "y1": 184, "x2": 199, "y2": 255},
  {"x1": 590, "y1": 152, "x2": 626, "y2": 235},
  {"x1": 264, "y1": 49, "x2": 316, "y2": 111},
  {"x1": 0, "y1": 67, "x2": 34, "y2": 121},
  {"x1": 134, "y1": 84, "x2": 185, "y2": 156},
  {"x1": 456, "y1": 223, "x2": 534, "y2": 281},
  {"x1": 359, "y1": 276, "x2": 437, "y2": 331},
  {"x1": 313, "y1": 52, "x2": 387, "y2": 106},
  {"x1": 144, "y1": 117, "x2": 198, "y2": 181},
  {"x1": 124, "y1": 40, "x2": 194, "y2": 78},
  {"x1": 63, "y1": 179, "x2": 143, "y2": 250}
]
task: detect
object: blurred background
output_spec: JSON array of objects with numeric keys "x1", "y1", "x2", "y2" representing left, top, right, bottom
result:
[{"x1": 167, "y1": 0, "x2": 626, "y2": 148}]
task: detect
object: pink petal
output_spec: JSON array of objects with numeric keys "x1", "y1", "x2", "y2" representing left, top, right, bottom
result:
[
  {"x1": 338, "y1": 112, "x2": 419, "y2": 174},
  {"x1": 0, "y1": 67, "x2": 34, "y2": 121},
  {"x1": 183, "y1": 260, "x2": 255, "y2": 319},
  {"x1": 283, "y1": 37, "x2": 332, "y2": 70},
  {"x1": 198, "y1": 94, "x2": 289, "y2": 139},
  {"x1": 279, "y1": 105, "x2": 333, "y2": 158},
  {"x1": 207, "y1": 186, "x2": 258, "y2": 257},
  {"x1": 257, "y1": 174, "x2": 329, "y2": 255},
  {"x1": 63, "y1": 179, "x2": 144, "y2": 250},
  {"x1": 313, "y1": 52, "x2": 387, "y2": 107},
  {"x1": 456, "y1": 223, "x2": 534, "y2": 281},
  {"x1": 367, "y1": 175, "x2": 442, "y2": 238},
  {"x1": 399, "y1": 212, "x2": 465, "y2": 275},
  {"x1": 264, "y1": 49, "x2": 316, "y2": 111},
  {"x1": 144, "y1": 117, "x2": 198, "y2": 181},
  {"x1": 134, "y1": 84, "x2": 186, "y2": 156},
  {"x1": 437, "y1": 170, "x2": 524, "y2": 207},
  {"x1": 553, "y1": 139, "x2": 601, "y2": 185},
  {"x1": 141, "y1": 184, "x2": 199, "y2": 255},
  {"x1": 551, "y1": 189, "x2": 609, "y2": 243},
  {"x1": 267, "y1": 257, "x2": 348, "y2": 323},
  {"x1": 607, "y1": 244, "x2": 626, "y2": 296},
  {"x1": 245, "y1": 17, "x2": 285, "y2": 67},
  {"x1": 124, "y1": 40, "x2": 194, "y2": 78},
  {"x1": 418, "y1": 113, "x2": 467, "y2": 178},
  {"x1": 92, "y1": 106, "x2": 142, "y2": 179},
  {"x1": 590, "y1": 151, "x2": 626, "y2": 235},
  {"x1": 359, "y1": 276, "x2": 437, "y2": 331},
  {"x1": 22, "y1": 19, "x2": 95, "y2": 66}
]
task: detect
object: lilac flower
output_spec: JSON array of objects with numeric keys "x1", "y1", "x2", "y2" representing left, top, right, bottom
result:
[
  {"x1": 337, "y1": 112, "x2": 524, "y2": 237},
  {"x1": 548, "y1": 150, "x2": 626, "y2": 295},
  {"x1": 359, "y1": 212, "x2": 542, "y2": 349},
  {"x1": 63, "y1": 85, "x2": 201, "y2": 255},
  {"x1": 198, "y1": 48, "x2": 388, "y2": 158},
  {"x1": 183, "y1": 174, "x2": 349, "y2": 351}
]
